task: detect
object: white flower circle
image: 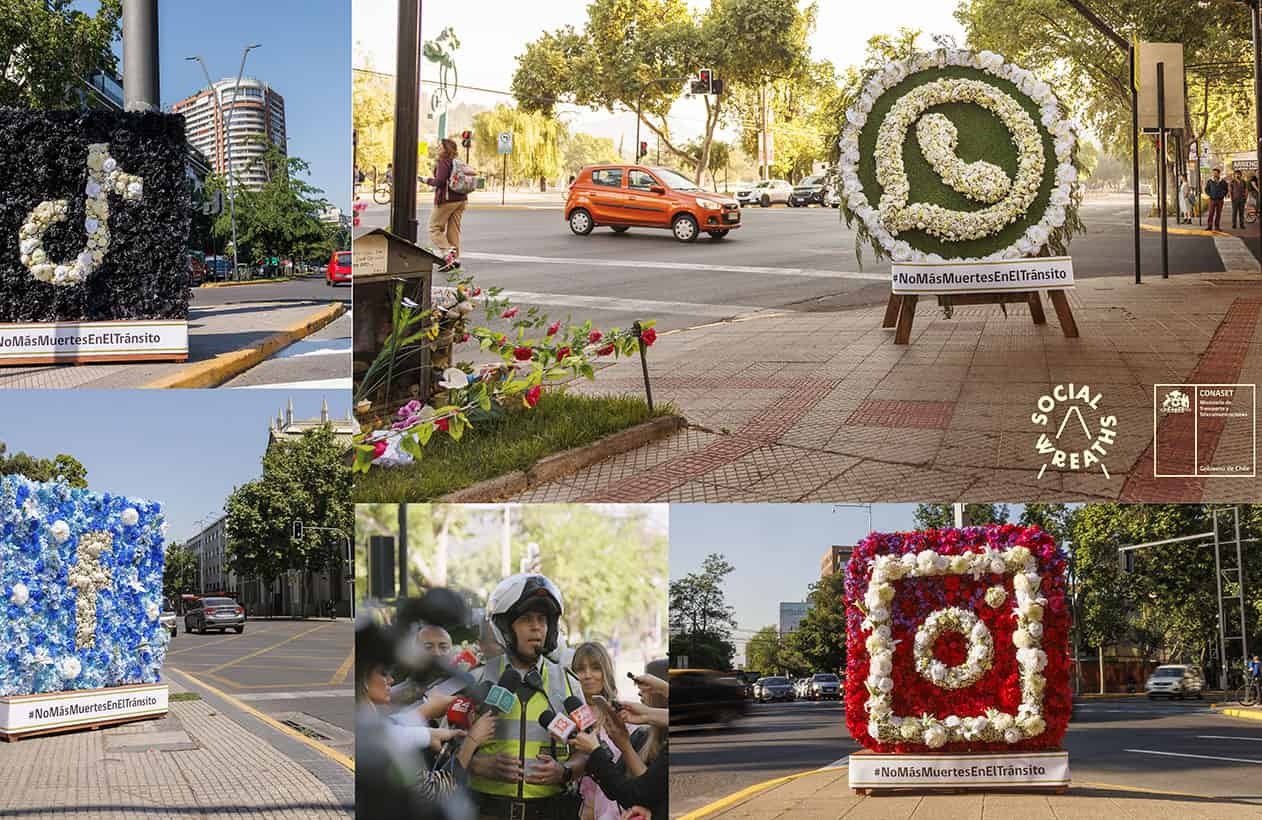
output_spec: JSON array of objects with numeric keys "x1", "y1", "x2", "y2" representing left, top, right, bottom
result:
[
  {"x1": 838, "y1": 48, "x2": 1077, "y2": 263},
  {"x1": 913, "y1": 606, "x2": 994, "y2": 689},
  {"x1": 121, "y1": 507, "x2": 140, "y2": 527},
  {"x1": 50, "y1": 520, "x2": 71, "y2": 543}
]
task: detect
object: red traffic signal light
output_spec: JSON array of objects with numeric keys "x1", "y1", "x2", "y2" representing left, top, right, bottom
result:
[
  {"x1": 638, "y1": 140, "x2": 648, "y2": 159},
  {"x1": 699, "y1": 69, "x2": 711, "y2": 84},
  {"x1": 460, "y1": 130, "x2": 472, "y2": 148}
]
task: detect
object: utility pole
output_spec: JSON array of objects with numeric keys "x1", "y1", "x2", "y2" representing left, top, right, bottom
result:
[
  {"x1": 1252, "y1": 0, "x2": 1262, "y2": 269},
  {"x1": 121, "y1": 0, "x2": 159, "y2": 112},
  {"x1": 391, "y1": 0, "x2": 423, "y2": 242}
]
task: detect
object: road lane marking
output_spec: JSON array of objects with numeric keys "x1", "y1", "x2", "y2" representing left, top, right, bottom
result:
[
  {"x1": 1125, "y1": 748, "x2": 1262, "y2": 764},
  {"x1": 201, "y1": 622, "x2": 334, "y2": 676},
  {"x1": 498, "y1": 289, "x2": 768, "y2": 318},
  {"x1": 329, "y1": 648, "x2": 355, "y2": 686},
  {"x1": 236, "y1": 689, "x2": 355, "y2": 701},
  {"x1": 234, "y1": 377, "x2": 353, "y2": 390},
  {"x1": 168, "y1": 666, "x2": 353, "y2": 771},
  {"x1": 165, "y1": 632, "x2": 249, "y2": 656},
  {"x1": 463, "y1": 251, "x2": 889, "y2": 281},
  {"x1": 1197, "y1": 735, "x2": 1262, "y2": 741}
]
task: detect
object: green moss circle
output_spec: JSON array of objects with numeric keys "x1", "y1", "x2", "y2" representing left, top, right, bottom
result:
[{"x1": 856, "y1": 65, "x2": 1057, "y2": 260}]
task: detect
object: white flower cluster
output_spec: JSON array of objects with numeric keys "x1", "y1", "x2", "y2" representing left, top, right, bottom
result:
[
  {"x1": 838, "y1": 48, "x2": 1078, "y2": 263},
  {"x1": 67, "y1": 531, "x2": 113, "y2": 650},
  {"x1": 912, "y1": 607, "x2": 993, "y2": 689},
  {"x1": 19, "y1": 143, "x2": 143, "y2": 287},
  {"x1": 861, "y1": 544, "x2": 1049, "y2": 745},
  {"x1": 915, "y1": 112, "x2": 1014, "y2": 205}
]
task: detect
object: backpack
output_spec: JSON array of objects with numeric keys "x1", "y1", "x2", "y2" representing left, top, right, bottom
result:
[{"x1": 448, "y1": 158, "x2": 478, "y2": 194}]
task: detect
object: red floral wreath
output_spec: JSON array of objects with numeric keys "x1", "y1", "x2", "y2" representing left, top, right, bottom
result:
[{"x1": 844, "y1": 524, "x2": 1071, "y2": 753}]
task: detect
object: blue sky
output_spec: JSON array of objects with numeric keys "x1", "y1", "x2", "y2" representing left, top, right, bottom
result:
[
  {"x1": 0, "y1": 390, "x2": 351, "y2": 547},
  {"x1": 670, "y1": 504, "x2": 1035, "y2": 662},
  {"x1": 80, "y1": 0, "x2": 351, "y2": 210}
]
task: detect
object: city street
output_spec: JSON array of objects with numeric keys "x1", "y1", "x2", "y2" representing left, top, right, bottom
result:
[
  {"x1": 358, "y1": 193, "x2": 1232, "y2": 338},
  {"x1": 670, "y1": 696, "x2": 1262, "y2": 818},
  {"x1": 0, "y1": 276, "x2": 350, "y2": 390}
]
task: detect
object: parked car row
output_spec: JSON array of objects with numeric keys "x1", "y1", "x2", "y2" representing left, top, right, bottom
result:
[
  {"x1": 750, "y1": 672, "x2": 843, "y2": 703},
  {"x1": 734, "y1": 177, "x2": 840, "y2": 208}
]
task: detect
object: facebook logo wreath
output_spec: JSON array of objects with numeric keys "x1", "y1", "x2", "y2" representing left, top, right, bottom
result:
[
  {"x1": 0, "y1": 475, "x2": 169, "y2": 696},
  {"x1": 0, "y1": 110, "x2": 191, "y2": 323}
]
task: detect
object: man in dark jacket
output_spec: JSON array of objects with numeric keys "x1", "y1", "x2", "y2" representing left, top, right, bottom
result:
[
  {"x1": 1230, "y1": 169, "x2": 1248, "y2": 228},
  {"x1": 421, "y1": 138, "x2": 469, "y2": 272},
  {"x1": 1205, "y1": 168, "x2": 1228, "y2": 231}
]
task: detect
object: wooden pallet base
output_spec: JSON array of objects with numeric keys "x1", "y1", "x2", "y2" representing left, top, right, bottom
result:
[
  {"x1": 0, "y1": 710, "x2": 165, "y2": 742},
  {"x1": 883, "y1": 290, "x2": 1078, "y2": 344},
  {"x1": 0, "y1": 682, "x2": 168, "y2": 740}
]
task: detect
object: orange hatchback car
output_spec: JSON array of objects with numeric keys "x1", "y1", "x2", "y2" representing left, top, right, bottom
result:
[{"x1": 565, "y1": 164, "x2": 741, "y2": 242}]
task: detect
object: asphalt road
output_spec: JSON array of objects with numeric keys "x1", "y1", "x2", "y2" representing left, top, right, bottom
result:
[
  {"x1": 192, "y1": 274, "x2": 351, "y2": 308},
  {"x1": 359, "y1": 193, "x2": 1226, "y2": 339},
  {"x1": 164, "y1": 617, "x2": 355, "y2": 758},
  {"x1": 668, "y1": 696, "x2": 1262, "y2": 818}
]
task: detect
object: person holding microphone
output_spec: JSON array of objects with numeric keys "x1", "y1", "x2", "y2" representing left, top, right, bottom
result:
[{"x1": 570, "y1": 643, "x2": 648, "y2": 820}]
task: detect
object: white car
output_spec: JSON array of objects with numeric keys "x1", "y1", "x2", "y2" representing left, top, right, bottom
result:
[
  {"x1": 1145, "y1": 665, "x2": 1204, "y2": 699},
  {"x1": 735, "y1": 179, "x2": 793, "y2": 208},
  {"x1": 160, "y1": 609, "x2": 177, "y2": 638}
]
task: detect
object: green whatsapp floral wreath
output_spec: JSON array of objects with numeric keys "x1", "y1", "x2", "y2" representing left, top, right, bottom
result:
[{"x1": 838, "y1": 48, "x2": 1084, "y2": 264}]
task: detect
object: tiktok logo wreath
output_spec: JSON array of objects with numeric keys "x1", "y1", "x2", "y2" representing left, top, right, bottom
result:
[{"x1": 837, "y1": 49, "x2": 1082, "y2": 264}]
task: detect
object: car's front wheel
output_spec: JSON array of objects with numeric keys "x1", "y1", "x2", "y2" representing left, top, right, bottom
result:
[
  {"x1": 569, "y1": 208, "x2": 594, "y2": 235},
  {"x1": 708, "y1": 230, "x2": 729, "y2": 239},
  {"x1": 760, "y1": 194, "x2": 771, "y2": 207},
  {"x1": 672, "y1": 214, "x2": 699, "y2": 242},
  {"x1": 234, "y1": 626, "x2": 244, "y2": 634}
]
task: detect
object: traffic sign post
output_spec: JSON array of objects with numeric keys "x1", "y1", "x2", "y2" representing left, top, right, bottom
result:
[{"x1": 498, "y1": 131, "x2": 512, "y2": 205}]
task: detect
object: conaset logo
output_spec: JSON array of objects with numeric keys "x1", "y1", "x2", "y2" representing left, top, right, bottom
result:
[{"x1": 1161, "y1": 390, "x2": 1191, "y2": 414}]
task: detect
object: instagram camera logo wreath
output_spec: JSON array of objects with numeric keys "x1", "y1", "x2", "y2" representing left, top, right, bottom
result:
[{"x1": 844, "y1": 525, "x2": 1071, "y2": 754}]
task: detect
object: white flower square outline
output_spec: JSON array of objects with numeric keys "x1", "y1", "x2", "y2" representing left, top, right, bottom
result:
[{"x1": 860, "y1": 545, "x2": 1050, "y2": 747}]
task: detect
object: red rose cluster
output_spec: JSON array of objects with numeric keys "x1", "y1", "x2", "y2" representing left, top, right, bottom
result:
[{"x1": 843, "y1": 524, "x2": 1071, "y2": 754}]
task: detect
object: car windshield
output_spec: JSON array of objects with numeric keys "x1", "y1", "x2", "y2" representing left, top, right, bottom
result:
[
  {"x1": 812, "y1": 674, "x2": 839, "y2": 682},
  {"x1": 337, "y1": 252, "x2": 351, "y2": 266},
  {"x1": 765, "y1": 676, "x2": 789, "y2": 685},
  {"x1": 648, "y1": 166, "x2": 702, "y2": 191},
  {"x1": 799, "y1": 176, "x2": 824, "y2": 186},
  {"x1": 1152, "y1": 668, "x2": 1184, "y2": 678},
  {"x1": 203, "y1": 597, "x2": 235, "y2": 607}
]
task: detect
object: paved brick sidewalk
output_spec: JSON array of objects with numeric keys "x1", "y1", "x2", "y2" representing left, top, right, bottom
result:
[
  {"x1": 0, "y1": 300, "x2": 342, "y2": 389},
  {"x1": 514, "y1": 271, "x2": 1262, "y2": 503},
  {"x1": 690, "y1": 766, "x2": 1262, "y2": 820},
  {"x1": 0, "y1": 676, "x2": 351, "y2": 818}
]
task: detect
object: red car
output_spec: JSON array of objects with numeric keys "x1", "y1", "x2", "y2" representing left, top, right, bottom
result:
[{"x1": 326, "y1": 250, "x2": 351, "y2": 286}]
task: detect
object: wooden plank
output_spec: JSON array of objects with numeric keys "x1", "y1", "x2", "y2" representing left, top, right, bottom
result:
[
  {"x1": 1047, "y1": 290, "x2": 1079, "y2": 337},
  {"x1": 0, "y1": 711, "x2": 166, "y2": 742},
  {"x1": 1027, "y1": 292, "x2": 1047, "y2": 324},
  {"x1": 0, "y1": 353, "x2": 187, "y2": 366},
  {"x1": 894, "y1": 294, "x2": 917, "y2": 344},
  {"x1": 882, "y1": 293, "x2": 901, "y2": 328}
]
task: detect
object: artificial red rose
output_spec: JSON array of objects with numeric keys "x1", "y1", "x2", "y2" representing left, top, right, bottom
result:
[
  {"x1": 372, "y1": 439, "x2": 387, "y2": 458},
  {"x1": 597, "y1": 344, "x2": 614, "y2": 356},
  {"x1": 556, "y1": 346, "x2": 571, "y2": 360},
  {"x1": 525, "y1": 385, "x2": 542, "y2": 407},
  {"x1": 494, "y1": 334, "x2": 507, "y2": 347},
  {"x1": 588, "y1": 330, "x2": 602, "y2": 343},
  {"x1": 547, "y1": 321, "x2": 561, "y2": 336},
  {"x1": 640, "y1": 327, "x2": 657, "y2": 346},
  {"x1": 435, "y1": 417, "x2": 450, "y2": 432},
  {"x1": 501, "y1": 306, "x2": 519, "y2": 319},
  {"x1": 461, "y1": 333, "x2": 470, "y2": 343},
  {"x1": 513, "y1": 346, "x2": 533, "y2": 361}
]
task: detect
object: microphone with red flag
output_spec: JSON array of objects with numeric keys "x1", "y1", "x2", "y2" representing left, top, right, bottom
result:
[
  {"x1": 537, "y1": 708, "x2": 578, "y2": 742},
  {"x1": 563, "y1": 695, "x2": 597, "y2": 733}
]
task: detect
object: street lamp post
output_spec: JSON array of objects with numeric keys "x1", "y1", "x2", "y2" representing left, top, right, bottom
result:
[
  {"x1": 1251, "y1": 0, "x2": 1262, "y2": 269},
  {"x1": 186, "y1": 44, "x2": 260, "y2": 283}
]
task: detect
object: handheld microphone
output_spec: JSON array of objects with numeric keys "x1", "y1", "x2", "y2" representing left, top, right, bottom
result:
[
  {"x1": 479, "y1": 669, "x2": 519, "y2": 716},
  {"x1": 431, "y1": 696, "x2": 475, "y2": 770},
  {"x1": 563, "y1": 695, "x2": 597, "y2": 733},
  {"x1": 538, "y1": 708, "x2": 578, "y2": 742}
]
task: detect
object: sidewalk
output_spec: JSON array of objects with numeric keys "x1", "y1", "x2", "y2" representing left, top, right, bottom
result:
[
  {"x1": 0, "y1": 675, "x2": 351, "y2": 818},
  {"x1": 684, "y1": 766, "x2": 1262, "y2": 820},
  {"x1": 1212, "y1": 702, "x2": 1262, "y2": 722},
  {"x1": 0, "y1": 300, "x2": 345, "y2": 389},
  {"x1": 512, "y1": 270, "x2": 1262, "y2": 503}
]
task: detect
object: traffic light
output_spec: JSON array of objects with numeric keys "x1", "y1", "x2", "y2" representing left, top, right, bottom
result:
[
  {"x1": 460, "y1": 130, "x2": 472, "y2": 149},
  {"x1": 690, "y1": 68, "x2": 722, "y2": 95},
  {"x1": 638, "y1": 140, "x2": 648, "y2": 160}
]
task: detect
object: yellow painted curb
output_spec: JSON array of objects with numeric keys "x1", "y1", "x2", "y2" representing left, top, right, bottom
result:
[
  {"x1": 199, "y1": 277, "x2": 297, "y2": 288},
  {"x1": 1139, "y1": 223, "x2": 1232, "y2": 238},
  {"x1": 167, "y1": 666, "x2": 354, "y2": 770},
  {"x1": 1075, "y1": 781, "x2": 1230, "y2": 799},
  {"x1": 678, "y1": 766, "x2": 844, "y2": 820},
  {"x1": 142, "y1": 302, "x2": 347, "y2": 389},
  {"x1": 1212, "y1": 705, "x2": 1262, "y2": 722}
]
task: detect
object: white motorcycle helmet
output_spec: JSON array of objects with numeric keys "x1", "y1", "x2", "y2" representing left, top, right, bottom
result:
[{"x1": 487, "y1": 574, "x2": 564, "y2": 659}]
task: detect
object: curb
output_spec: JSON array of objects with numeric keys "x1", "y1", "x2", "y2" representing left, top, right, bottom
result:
[
  {"x1": 200, "y1": 277, "x2": 296, "y2": 288},
  {"x1": 678, "y1": 766, "x2": 843, "y2": 820},
  {"x1": 142, "y1": 302, "x2": 347, "y2": 389},
  {"x1": 1139, "y1": 223, "x2": 1232, "y2": 238},
  {"x1": 438, "y1": 414, "x2": 687, "y2": 502},
  {"x1": 1210, "y1": 703, "x2": 1262, "y2": 722}
]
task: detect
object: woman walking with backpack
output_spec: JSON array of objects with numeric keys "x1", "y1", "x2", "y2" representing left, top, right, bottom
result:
[{"x1": 421, "y1": 137, "x2": 469, "y2": 272}]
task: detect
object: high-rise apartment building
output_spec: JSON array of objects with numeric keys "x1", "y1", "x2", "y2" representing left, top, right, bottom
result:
[{"x1": 172, "y1": 77, "x2": 286, "y2": 190}]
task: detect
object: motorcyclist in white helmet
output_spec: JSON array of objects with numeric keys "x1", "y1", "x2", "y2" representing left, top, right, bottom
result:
[{"x1": 467, "y1": 573, "x2": 587, "y2": 820}]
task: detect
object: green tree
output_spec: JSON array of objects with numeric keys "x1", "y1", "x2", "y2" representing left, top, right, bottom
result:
[
  {"x1": 225, "y1": 426, "x2": 352, "y2": 615},
  {"x1": 162, "y1": 544, "x2": 199, "y2": 601},
  {"x1": 670, "y1": 552, "x2": 739, "y2": 670},
  {"x1": 0, "y1": 0, "x2": 121, "y2": 109},
  {"x1": 352, "y1": 50, "x2": 395, "y2": 176},
  {"x1": 912, "y1": 504, "x2": 1010, "y2": 528},
  {"x1": 745, "y1": 625, "x2": 783, "y2": 673},
  {"x1": 562, "y1": 131, "x2": 622, "y2": 178},
  {"x1": 0, "y1": 442, "x2": 87, "y2": 487},
  {"x1": 1018, "y1": 503, "x2": 1076, "y2": 544},
  {"x1": 787, "y1": 570, "x2": 848, "y2": 673},
  {"x1": 470, "y1": 104, "x2": 564, "y2": 191}
]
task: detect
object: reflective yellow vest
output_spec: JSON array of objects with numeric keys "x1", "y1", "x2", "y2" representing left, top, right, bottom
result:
[{"x1": 468, "y1": 653, "x2": 577, "y2": 800}]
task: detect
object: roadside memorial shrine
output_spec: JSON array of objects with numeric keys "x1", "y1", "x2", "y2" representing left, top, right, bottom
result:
[
  {"x1": 844, "y1": 524, "x2": 1072, "y2": 793},
  {"x1": 837, "y1": 49, "x2": 1083, "y2": 343},
  {"x1": 0, "y1": 475, "x2": 170, "y2": 739},
  {"x1": 0, "y1": 109, "x2": 191, "y2": 364}
]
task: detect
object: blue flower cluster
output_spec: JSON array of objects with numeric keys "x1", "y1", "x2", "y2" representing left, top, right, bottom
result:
[{"x1": 0, "y1": 475, "x2": 168, "y2": 696}]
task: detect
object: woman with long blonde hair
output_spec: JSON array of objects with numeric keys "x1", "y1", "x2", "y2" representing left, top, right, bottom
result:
[{"x1": 571, "y1": 642, "x2": 646, "y2": 820}]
